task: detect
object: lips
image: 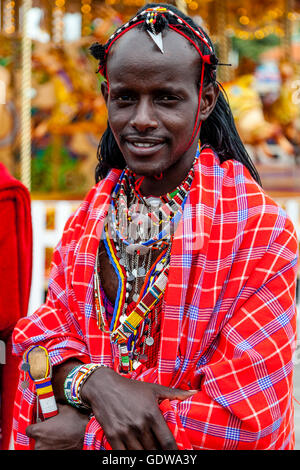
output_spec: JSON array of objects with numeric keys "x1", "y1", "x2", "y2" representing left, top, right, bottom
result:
[{"x1": 124, "y1": 136, "x2": 165, "y2": 155}]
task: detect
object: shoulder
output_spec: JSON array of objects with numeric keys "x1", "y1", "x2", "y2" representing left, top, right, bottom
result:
[
  {"x1": 203, "y1": 146, "x2": 282, "y2": 215},
  {"x1": 201, "y1": 147, "x2": 298, "y2": 253}
]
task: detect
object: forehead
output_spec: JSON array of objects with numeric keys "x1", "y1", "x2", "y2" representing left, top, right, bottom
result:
[{"x1": 106, "y1": 28, "x2": 201, "y2": 86}]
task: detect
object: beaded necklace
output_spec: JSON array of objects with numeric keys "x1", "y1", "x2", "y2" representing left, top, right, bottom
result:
[{"x1": 94, "y1": 154, "x2": 198, "y2": 373}]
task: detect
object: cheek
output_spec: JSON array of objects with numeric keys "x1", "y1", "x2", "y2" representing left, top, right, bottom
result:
[
  {"x1": 162, "y1": 110, "x2": 198, "y2": 139},
  {"x1": 107, "y1": 106, "x2": 128, "y2": 138}
]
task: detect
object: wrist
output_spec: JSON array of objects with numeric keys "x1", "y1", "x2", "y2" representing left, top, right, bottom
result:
[
  {"x1": 64, "y1": 363, "x2": 109, "y2": 410},
  {"x1": 80, "y1": 365, "x2": 114, "y2": 406}
]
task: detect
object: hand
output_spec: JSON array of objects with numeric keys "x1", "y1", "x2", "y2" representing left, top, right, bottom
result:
[
  {"x1": 81, "y1": 367, "x2": 196, "y2": 450},
  {"x1": 26, "y1": 404, "x2": 89, "y2": 450}
]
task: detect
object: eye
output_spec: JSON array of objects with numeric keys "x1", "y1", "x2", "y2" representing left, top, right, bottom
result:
[
  {"x1": 117, "y1": 95, "x2": 134, "y2": 101},
  {"x1": 156, "y1": 93, "x2": 181, "y2": 103},
  {"x1": 111, "y1": 92, "x2": 136, "y2": 103}
]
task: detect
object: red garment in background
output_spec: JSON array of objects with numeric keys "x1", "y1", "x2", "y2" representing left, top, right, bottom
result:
[{"x1": 0, "y1": 163, "x2": 32, "y2": 449}]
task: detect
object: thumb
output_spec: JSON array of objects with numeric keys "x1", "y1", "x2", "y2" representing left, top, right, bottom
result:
[
  {"x1": 153, "y1": 384, "x2": 198, "y2": 402},
  {"x1": 26, "y1": 423, "x2": 40, "y2": 438}
]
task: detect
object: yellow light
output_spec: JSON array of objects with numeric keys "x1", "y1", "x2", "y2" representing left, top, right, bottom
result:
[
  {"x1": 55, "y1": 0, "x2": 65, "y2": 7},
  {"x1": 189, "y1": 1, "x2": 198, "y2": 11},
  {"x1": 81, "y1": 4, "x2": 91, "y2": 13},
  {"x1": 288, "y1": 12, "x2": 297, "y2": 21},
  {"x1": 267, "y1": 10, "x2": 277, "y2": 20},
  {"x1": 264, "y1": 26, "x2": 273, "y2": 36},
  {"x1": 255, "y1": 30, "x2": 264, "y2": 39},
  {"x1": 238, "y1": 31, "x2": 249, "y2": 40},
  {"x1": 5, "y1": 25, "x2": 15, "y2": 34},
  {"x1": 239, "y1": 16, "x2": 249, "y2": 25},
  {"x1": 276, "y1": 28, "x2": 284, "y2": 37}
]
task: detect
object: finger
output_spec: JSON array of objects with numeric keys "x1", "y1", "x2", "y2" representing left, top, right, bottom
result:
[
  {"x1": 151, "y1": 413, "x2": 178, "y2": 450},
  {"x1": 124, "y1": 436, "x2": 144, "y2": 450},
  {"x1": 106, "y1": 436, "x2": 127, "y2": 451},
  {"x1": 153, "y1": 384, "x2": 198, "y2": 402},
  {"x1": 139, "y1": 430, "x2": 160, "y2": 450},
  {"x1": 26, "y1": 424, "x2": 39, "y2": 439}
]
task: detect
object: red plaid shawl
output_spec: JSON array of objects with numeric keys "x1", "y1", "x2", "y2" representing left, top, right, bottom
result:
[{"x1": 12, "y1": 147, "x2": 298, "y2": 450}]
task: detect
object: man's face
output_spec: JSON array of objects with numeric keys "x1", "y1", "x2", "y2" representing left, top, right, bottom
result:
[{"x1": 103, "y1": 28, "x2": 207, "y2": 179}]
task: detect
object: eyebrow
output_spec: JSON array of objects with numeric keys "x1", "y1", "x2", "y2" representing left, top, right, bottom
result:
[{"x1": 109, "y1": 83, "x2": 188, "y2": 96}]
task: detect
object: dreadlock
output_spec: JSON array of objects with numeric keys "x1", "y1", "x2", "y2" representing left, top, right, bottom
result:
[{"x1": 90, "y1": 3, "x2": 261, "y2": 186}]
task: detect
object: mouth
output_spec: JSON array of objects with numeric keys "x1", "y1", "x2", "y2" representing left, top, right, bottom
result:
[
  {"x1": 124, "y1": 137, "x2": 165, "y2": 156},
  {"x1": 131, "y1": 142, "x2": 158, "y2": 148}
]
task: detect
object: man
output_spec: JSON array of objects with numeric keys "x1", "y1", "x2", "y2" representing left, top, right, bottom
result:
[{"x1": 13, "y1": 4, "x2": 298, "y2": 450}]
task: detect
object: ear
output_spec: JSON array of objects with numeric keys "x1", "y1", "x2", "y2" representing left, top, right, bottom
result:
[
  {"x1": 101, "y1": 81, "x2": 109, "y2": 105},
  {"x1": 200, "y1": 82, "x2": 219, "y2": 121}
]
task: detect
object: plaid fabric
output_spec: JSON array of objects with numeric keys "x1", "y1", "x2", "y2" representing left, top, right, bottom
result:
[{"x1": 12, "y1": 147, "x2": 298, "y2": 450}]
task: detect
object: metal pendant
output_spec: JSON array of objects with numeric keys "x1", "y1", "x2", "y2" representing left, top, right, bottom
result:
[
  {"x1": 145, "y1": 336, "x2": 154, "y2": 347},
  {"x1": 21, "y1": 362, "x2": 30, "y2": 372},
  {"x1": 132, "y1": 293, "x2": 139, "y2": 302},
  {"x1": 126, "y1": 244, "x2": 151, "y2": 255},
  {"x1": 146, "y1": 30, "x2": 164, "y2": 55},
  {"x1": 138, "y1": 267, "x2": 146, "y2": 277},
  {"x1": 145, "y1": 196, "x2": 163, "y2": 207}
]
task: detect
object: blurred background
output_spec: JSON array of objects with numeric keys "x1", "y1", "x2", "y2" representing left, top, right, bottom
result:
[{"x1": 0, "y1": 0, "x2": 300, "y2": 449}]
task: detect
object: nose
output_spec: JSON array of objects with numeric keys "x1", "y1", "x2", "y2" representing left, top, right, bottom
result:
[{"x1": 130, "y1": 97, "x2": 158, "y2": 133}]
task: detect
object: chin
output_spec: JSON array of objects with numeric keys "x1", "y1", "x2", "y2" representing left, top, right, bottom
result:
[
  {"x1": 128, "y1": 165, "x2": 166, "y2": 178},
  {"x1": 125, "y1": 159, "x2": 168, "y2": 177}
]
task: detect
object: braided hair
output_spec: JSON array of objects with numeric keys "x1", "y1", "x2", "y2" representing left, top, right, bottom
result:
[{"x1": 90, "y1": 3, "x2": 261, "y2": 186}]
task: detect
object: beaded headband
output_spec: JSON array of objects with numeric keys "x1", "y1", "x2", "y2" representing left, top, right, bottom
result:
[{"x1": 90, "y1": 6, "x2": 219, "y2": 80}]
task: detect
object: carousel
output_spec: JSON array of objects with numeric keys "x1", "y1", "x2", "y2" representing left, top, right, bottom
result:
[
  {"x1": 0, "y1": 0, "x2": 300, "y2": 194},
  {"x1": 0, "y1": 0, "x2": 299, "y2": 311}
]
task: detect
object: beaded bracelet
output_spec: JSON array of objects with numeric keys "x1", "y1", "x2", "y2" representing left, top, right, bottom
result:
[{"x1": 64, "y1": 363, "x2": 107, "y2": 410}]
